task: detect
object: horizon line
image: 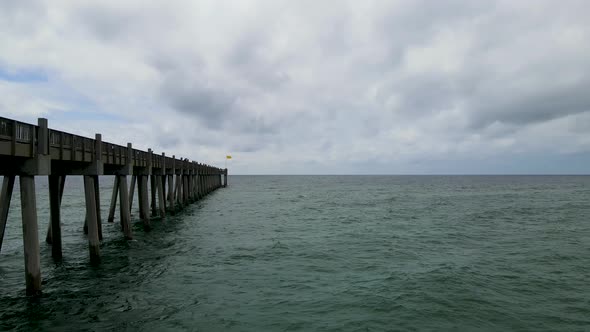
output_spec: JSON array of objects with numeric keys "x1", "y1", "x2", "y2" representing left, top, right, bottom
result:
[{"x1": 226, "y1": 173, "x2": 590, "y2": 176}]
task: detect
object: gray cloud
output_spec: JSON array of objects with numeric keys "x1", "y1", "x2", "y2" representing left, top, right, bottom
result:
[
  {"x1": 1, "y1": 0, "x2": 589, "y2": 173},
  {"x1": 74, "y1": 5, "x2": 132, "y2": 41},
  {"x1": 0, "y1": 0, "x2": 47, "y2": 36},
  {"x1": 157, "y1": 135, "x2": 180, "y2": 149},
  {"x1": 160, "y1": 78, "x2": 236, "y2": 128},
  {"x1": 225, "y1": 33, "x2": 291, "y2": 90},
  {"x1": 471, "y1": 80, "x2": 590, "y2": 128}
]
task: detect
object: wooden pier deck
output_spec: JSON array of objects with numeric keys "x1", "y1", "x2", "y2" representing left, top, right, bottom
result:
[{"x1": 0, "y1": 116, "x2": 227, "y2": 295}]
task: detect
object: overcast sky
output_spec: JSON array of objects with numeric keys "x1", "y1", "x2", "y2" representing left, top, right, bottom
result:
[{"x1": 1, "y1": 0, "x2": 589, "y2": 174}]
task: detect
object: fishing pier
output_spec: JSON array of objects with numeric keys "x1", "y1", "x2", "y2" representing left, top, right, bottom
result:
[{"x1": 0, "y1": 116, "x2": 228, "y2": 295}]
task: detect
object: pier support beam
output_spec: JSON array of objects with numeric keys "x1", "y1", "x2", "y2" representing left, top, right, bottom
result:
[
  {"x1": 157, "y1": 176, "x2": 166, "y2": 218},
  {"x1": 137, "y1": 176, "x2": 146, "y2": 220},
  {"x1": 175, "y1": 173, "x2": 183, "y2": 208},
  {"x1": 207, "y1": 171, "x2": 211, "y2": 194},
  {"x1": 0, "y1": 175, "x2": 16, "y2": 253},
  {"x1": 167, "y1": 174, "x2": 174, "y2": 214},
  {"x1": 201, "y1": 166, "x2": 205, "y2": 198},
  {"x1": 194, "y1": 172, "x2": 199, "y2": 199},
  {"x1": 48, "y1": 175, "x2": 63, "y2": 260},
  {"x1": 199, "y1": 166, "x2": 203, "y2": 198},
  {"x1": 83, "y1": 175, "x2": 100, "y2": 264},
  {"x1": 200, "y1": 169, "x2": 205, "y2": 197},
  {"x1": 107, "y1": 176, "x2": 119, "y2": 223},
  {"x1": 150, "y1": 175, "x2": 157, "y2": 217},
  {"x1": 161, "y1": 174, "x2": 167, "y2": 212},
  {"x1": 92, "y1": 175, "x2": 102, "y2": 241},
  {"x1": 183, "y1": 175, "x2": 189, "y2": 205},
  {"x1": 187, "y1": 174, "x2": 192, "y2": 203},
  {"x1": 20, "y1": 175, "x2": 42, "y2": 295},
  {"x1": 138, "y1": 175, "x2": 151, "y2": 230},
  {"x1": 199, "y1": 165, "x2": 207, "y2": 197},
  {"x1": 118, "y1": 175, "x2": 132, "y2": 239},
  {"x1": 188, "y1": 166, "x2": 193, "y2": 201},
  {"x1": 183, "y1": 174, "x2": 187, "y2": 204},
  {"x1": 45, "y1": 176, "x2": 65, "y2": 244},
  {"x1": 129, "y1": 175, "x2": 136, "y2": 214}
]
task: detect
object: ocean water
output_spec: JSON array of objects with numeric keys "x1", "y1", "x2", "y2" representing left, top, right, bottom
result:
[{"x1": 0, "y1": 175, "x2": 589, "y2": 331}]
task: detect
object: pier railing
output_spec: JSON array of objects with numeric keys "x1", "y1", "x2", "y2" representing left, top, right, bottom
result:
[{"x1": 0, "y1": 116, "x2": 222, "y2": 171}]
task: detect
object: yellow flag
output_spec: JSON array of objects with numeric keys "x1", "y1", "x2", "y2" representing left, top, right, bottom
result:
[{"x1": 226, "y1": 155, "x2": 232, "y2": 159}]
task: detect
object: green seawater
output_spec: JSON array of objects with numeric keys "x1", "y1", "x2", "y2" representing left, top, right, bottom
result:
[{"x1": 0, "y1": 175, "x2": 589, "y2": 331}]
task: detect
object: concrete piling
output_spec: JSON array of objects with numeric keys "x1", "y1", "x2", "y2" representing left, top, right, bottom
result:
[
  {"x1": 118, "y1": 175, "x2": 132, "y2": 239},
  {"x1": 198, "y1": 164, "x2": 203, "y2": 198},
  {"x1": 187, "y1": 170, "x2": 192, "y2": 203},
  {"x1": 83, "y1": 216, "x2": 88, "y2": 235},
  {"x1": 129, "y1": 175, "x2": 136, "y2": 214},
  {"x1": 83, "y1": 175, "x2": 100, "y2": 264},
  {"x1": 175, "y1": 172, "x2": 183, "y2": 208},
  {"x1": 92, "y1": 175, "x2": 102, "y2": 241},
  {"x1": 138, "y1": 175, "x2": 151, "y2": 230},
  {"x1": 20, "y1": 175, "x2": 42, "y2": 296},
  {"x1": 162, "y1": 175, "x2": 167, "y2": 211},
  {"x1": 168, "y1": 156, "x2": 175, "y2": 212},
  {"x1": 157, "y1": 176, "x2": 165, "y2": 218},
  {"x1": 193, "y1": 163, "x2": 199, "y2": 201},
  {"x1": 46, "y1": 175, "x2": 65, "y2": 244},
  {"x1": 168, "y1": 175, "x2": 174, "y2": 213},
  {"x1": 161, "y1": 153, "x2": 167, "y2": 212},
  {"x1": 0, "y1": 175, "x2": 16, "y2": 253},
  {"x1": 183, "y1": 173, "x2": 188, "y2": 203},
  {"x1": 108, "y1": 176, "x2": 119, "y2": 223},
  {"x1": 137, "y1": 175, "x2": 146, "y2": 220},
  {"x1": 150, "y1": 174, "x2": 157, "y2": 217},
  {"x1": 48, "y1": 175, "x2": 62, "y2": 260}
]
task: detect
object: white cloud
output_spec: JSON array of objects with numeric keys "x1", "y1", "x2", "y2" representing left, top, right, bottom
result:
[{"x1": 0, "y1": 0, "x2": 589, "y2": 173}]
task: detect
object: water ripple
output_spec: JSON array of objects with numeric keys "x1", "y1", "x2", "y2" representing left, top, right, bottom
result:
[{"x1": 1, "y1": 175, "x2": 589, "y2": 331}]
